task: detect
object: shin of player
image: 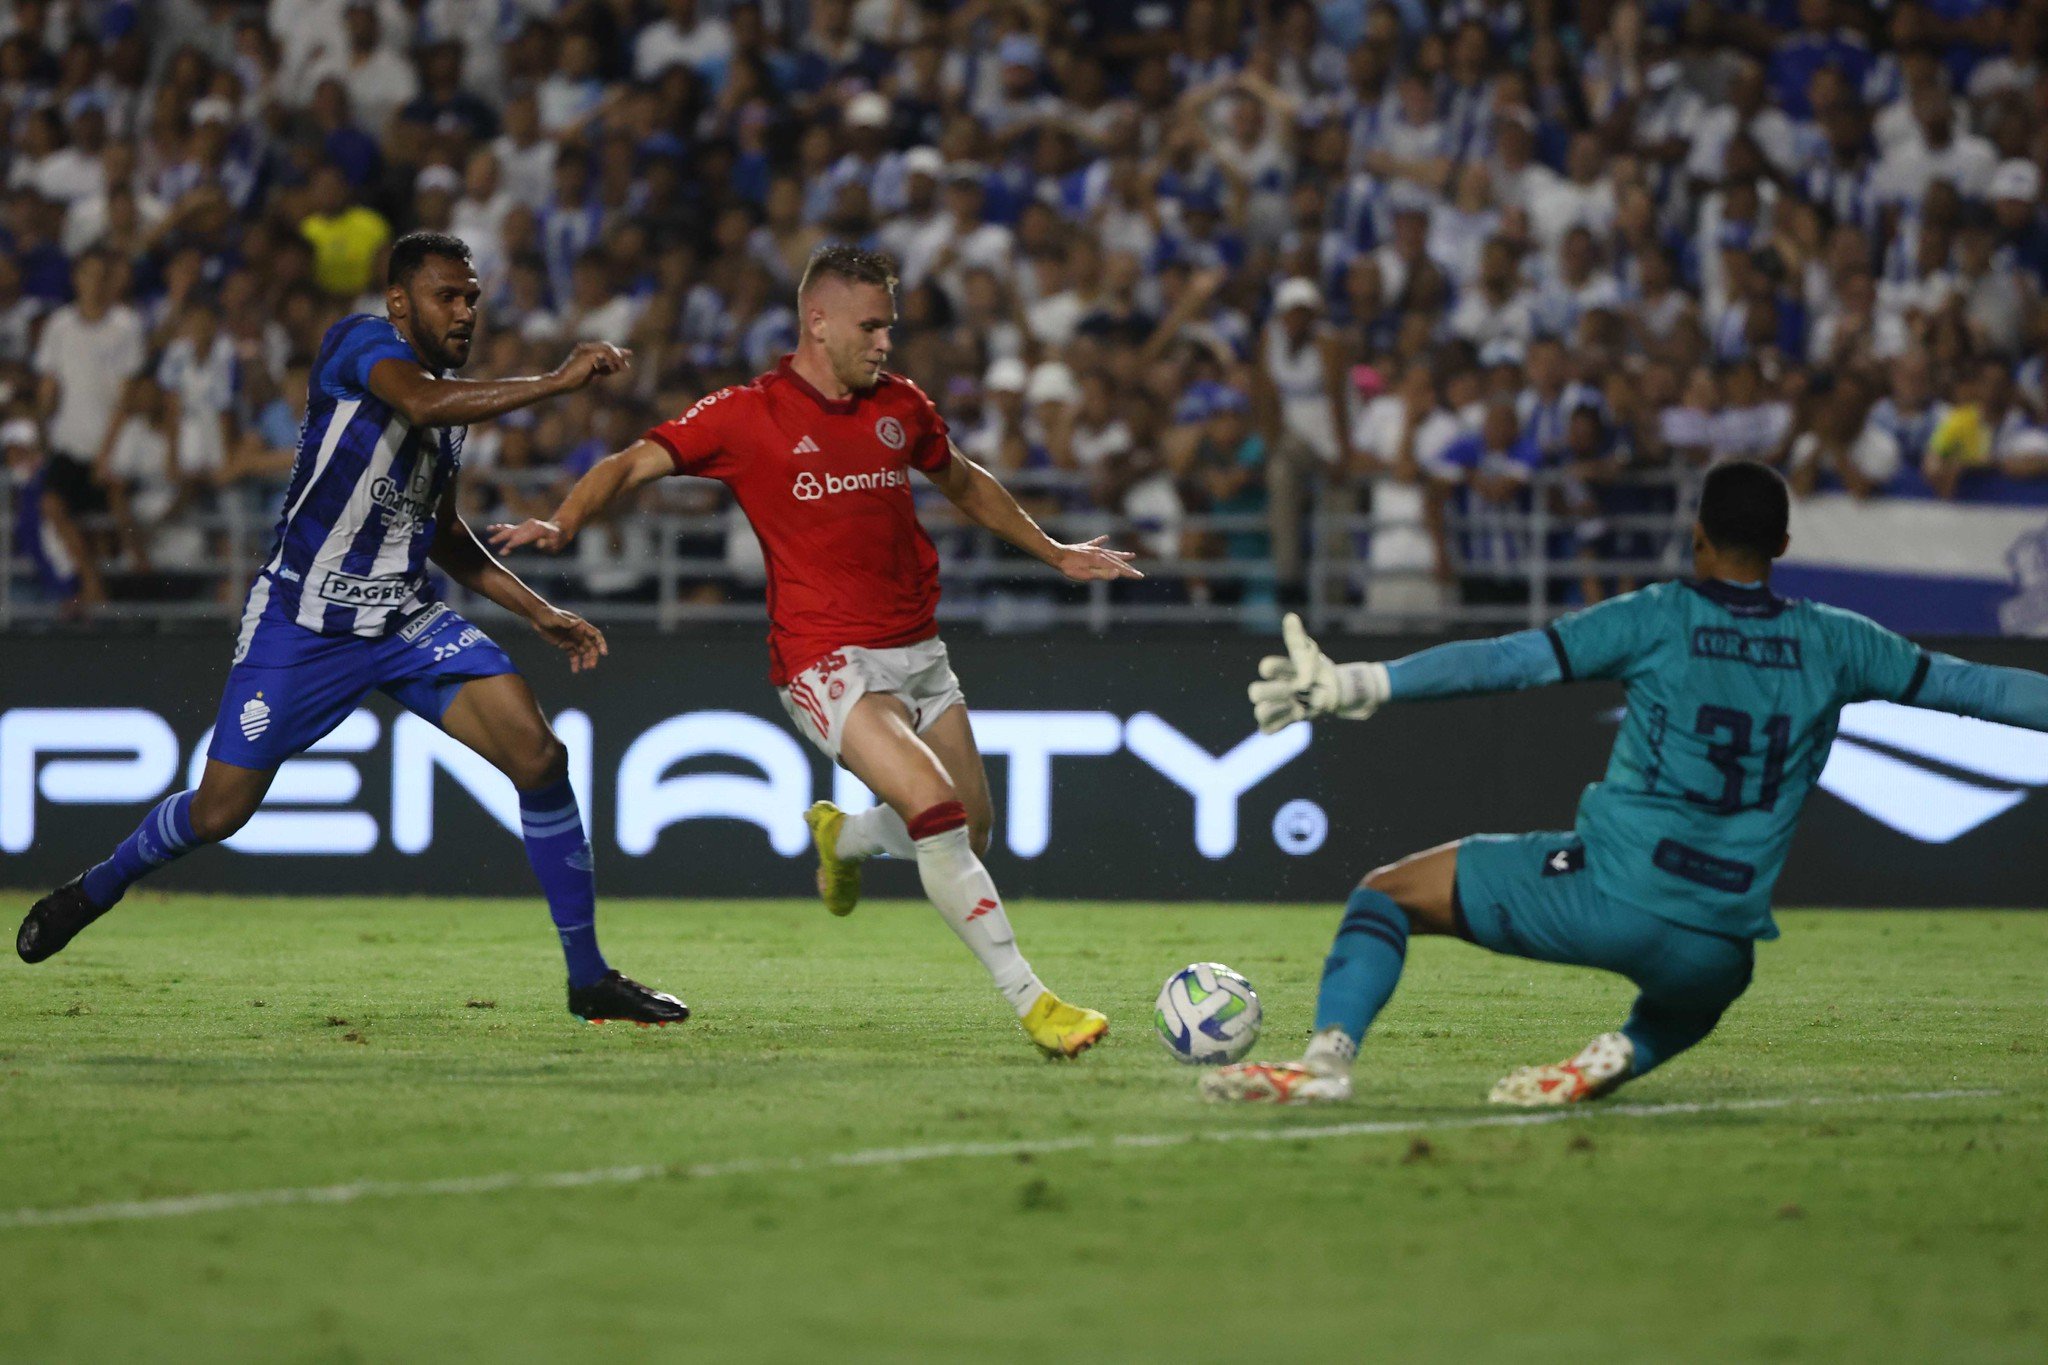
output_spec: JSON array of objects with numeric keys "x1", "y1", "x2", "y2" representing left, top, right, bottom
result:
[{"x1": 834, "y1": 696, "x2": 1046, "y2": 1015}]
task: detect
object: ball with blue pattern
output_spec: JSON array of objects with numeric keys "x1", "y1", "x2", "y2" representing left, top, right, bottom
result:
[{"x1": 1153, "y1": 962, "x2": 1262, "y2": 1064}]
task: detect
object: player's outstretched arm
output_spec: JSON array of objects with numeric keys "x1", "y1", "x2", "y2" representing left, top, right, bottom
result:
[
  {"x1": 486, "y1": 438, "x2": 674, "y2": 557},
  {"x1": 368, "y1": 341, "x2": 631, "y2": 429},
  {"x1": 926, "y1": 443, "x2": 1143, "y2": 582},
  {"x1": 1249, "y1": 612, "x2": 1568, "y2": 734},
  {"x1": 1910, "y1": 653, "x2": 2048, "y2": 731},
  {"x1": 428, "y1": 478, "x2": 608, "y2": 673}
]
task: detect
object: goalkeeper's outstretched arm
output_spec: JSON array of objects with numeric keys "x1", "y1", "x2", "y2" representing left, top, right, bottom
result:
[
  {"x1": 1250, "y1": 614, "x2": 1568, "y2": 734},
  {"x1": 1911, "y1": 653, "x2": 2048, "y2": 731}
]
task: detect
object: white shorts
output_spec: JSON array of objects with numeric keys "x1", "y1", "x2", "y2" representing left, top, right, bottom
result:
[{"x1": 777, "y1": 638, "x2": 966, "y2": 762}]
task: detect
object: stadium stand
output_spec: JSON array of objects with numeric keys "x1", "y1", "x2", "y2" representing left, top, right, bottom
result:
[{"x1": 4, "y1": 0, "x2": 2048, "y2": 632}]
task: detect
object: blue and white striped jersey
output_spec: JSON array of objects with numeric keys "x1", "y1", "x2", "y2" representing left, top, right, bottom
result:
[{"x1": 235, "y1": 315, "x2": 465, "y2": 652}]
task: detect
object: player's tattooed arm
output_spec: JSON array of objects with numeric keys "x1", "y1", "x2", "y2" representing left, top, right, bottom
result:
[
  {"x1": 431, "y1": 478, "x2": 608, "y2": 673},
  {"x1": 926, "y1": 443, "x2": 1144, "y2": 582},
  {"x1": 487, "y1": 439, "x2": 673, "y2": 556},
  {"x1": 367, "y1": 342, "x2": 631, "y2": 429}
]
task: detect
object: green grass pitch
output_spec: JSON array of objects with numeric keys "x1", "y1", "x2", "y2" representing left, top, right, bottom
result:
[{"x1": 0, "y1": 893, "x2": 2042, "y2": 1363}]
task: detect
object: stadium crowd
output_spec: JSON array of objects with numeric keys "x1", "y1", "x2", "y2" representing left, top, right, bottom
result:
[{"x1": 5, "y1": 0, "x2": 2048, "y2": 620}]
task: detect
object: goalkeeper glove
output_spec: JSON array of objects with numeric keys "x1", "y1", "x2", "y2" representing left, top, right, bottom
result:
[{"x1": 1247, "y1": 612, "x2": 1390, "y2": 735}]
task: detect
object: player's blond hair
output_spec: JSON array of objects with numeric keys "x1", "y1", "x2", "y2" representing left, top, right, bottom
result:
[{"x1": 798, "y1": 246, "x2": 899, "y2": 301}]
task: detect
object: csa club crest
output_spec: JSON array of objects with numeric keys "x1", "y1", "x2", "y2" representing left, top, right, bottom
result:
[{"x1": 875, "y1": 416, "x2": 906, "y2": 450}]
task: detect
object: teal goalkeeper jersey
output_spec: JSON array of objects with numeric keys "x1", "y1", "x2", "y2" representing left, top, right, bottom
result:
[
  {"x1": 1379, "y1": 579, "x2": 2048, "y2": 939},
  {"x1": 1542, "y1": 579, "x2": 1923, "y2": 940}
]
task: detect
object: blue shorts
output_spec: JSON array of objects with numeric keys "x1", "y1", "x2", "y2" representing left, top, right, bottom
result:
[
  {"x1": 1454, "y1": 831, "x2": 1754, "y2": 1013},
  {"x1": 208, "y1": 602, "x2": 517, "y2": 769}
]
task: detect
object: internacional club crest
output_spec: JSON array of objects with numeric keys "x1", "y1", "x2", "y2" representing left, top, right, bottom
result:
[{"x1": 875, "y1": 416, "x2": 906, "y2": 450}]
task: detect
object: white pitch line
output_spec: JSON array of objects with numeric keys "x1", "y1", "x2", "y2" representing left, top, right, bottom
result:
[{"x1": 0, "y1": 1088, "x2": 2000, "y2": 1233}]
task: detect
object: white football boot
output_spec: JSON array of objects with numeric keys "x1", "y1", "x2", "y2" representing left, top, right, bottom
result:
[
  {"x1": 1487, "y1": 1031, "x2": 1635, "y2": 1106},
  {"x1": 1199, "y1": 1028, "x2": 1354, "y2": 1104}
]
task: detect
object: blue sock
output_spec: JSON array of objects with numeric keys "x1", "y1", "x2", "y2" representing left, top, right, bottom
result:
[
  {"x1": 81, "y1": 792, "x2": 202, "y2": 909},
  {"x1": 1312, "y1": 886, "x2": 1411, "y2": 1043},
  {"x1": 519, "y1": 777, "x2": 609, "y2": 988}
]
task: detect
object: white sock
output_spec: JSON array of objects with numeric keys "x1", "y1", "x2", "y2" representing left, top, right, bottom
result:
[
  {"x1": 912, "y1": 824, "x2": 1044, "y2": 1016},
  {"x1": 1303, "y1": 1027, "x2": 1358, "y2": 1077},
  {"x1": 835, "y1": 804, "x2": 917, "y2": 860}
]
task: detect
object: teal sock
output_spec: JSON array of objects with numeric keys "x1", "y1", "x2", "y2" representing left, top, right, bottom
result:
[
  {"x1": 1312, "y1": 886, "x2": 1410, "y2": 1043},
  {"x1": 1620, "y1": 997, "x2": 1721, "y2": 1075}
]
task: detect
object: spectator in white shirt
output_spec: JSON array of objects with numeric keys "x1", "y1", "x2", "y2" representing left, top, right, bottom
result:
[
  {"x1": 1687, "y1": 57, "x2": 1798, "y2": 184},
  {"x1": 451, "y1": 150, "x2": 515, "y2": 282},
  {"x1": 32, "y1": 248, "x2": 145, "y2": 514},
  {"x1": 1808, "y1": 269, "x2": 1910, "y2": 370},
  {"x1": 561, "y1": 253, "x2": 644, "y2": 343},
  {"x1": 1708, "y1": 359, "x2": 1793, "y2": 465},
  {"x1": 1350, "y1": 360, "x2": 1459, "y2": 612},
  {"x1": 876, "y1": 148, "x2": 946, "y2": 272},
  {"x1": 1428, "y1": 162, "x2": 1499, "y2": 288},
  {"x1": 303, "y1": 2, "x2": 418, "y2": 137},
  {"x1": 1449, "y1": 235, "x2": 1537, "y2": 350},
  {"x1": 1876, "y1": 85, "x2": 1997, "y2": 207},
  {"x1": 1256, "y1": 276, "x2": 1351, "y2": 590},
  {"x1": 538, "y1": 33, "x2": 607, "y2": 136},
  {"x1": 1361, "y1": 73, "x2": 1453, "y2": 195},
  {"x1": 635, "y1": 0, "x2": 735, "y2": 85},
  {"x1": 1536, "y1": 225, "x2": 1623, "y2": 339},
  {"x1": 1790, "y1": 376, "x2": 1897, "y2": 498},
  {"x1": 490, "y1": 94, "x2": 558, "y2": 213},
  {"x1": 157, "y1": 303, "x2": 239, "y2": 483},
  {"x1": 93, "y1": 374, "x2": 196, "y2": 570},
  {"x1": 7, "y1": 107, "x2": 103, "y2": 206},
  {"x1": 1853, "y1": 349, "x2": 1947, "y2": 480},
  {"x1": 1528, "y1": 132, "x2": 1618, "y2": 251},
  {"x1": 903, "y1": 165, "x2": 1015, "y2": 305}
]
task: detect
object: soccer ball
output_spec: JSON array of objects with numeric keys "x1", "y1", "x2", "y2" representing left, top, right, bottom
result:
[{"x1": 1153, "y1": 962, "x2": 1261, "y2": 1064}]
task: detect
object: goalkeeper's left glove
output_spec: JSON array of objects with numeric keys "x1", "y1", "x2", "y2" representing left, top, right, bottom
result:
[{"x1": 1247, "y1": 612, "x2": 1390, "y2": 735}]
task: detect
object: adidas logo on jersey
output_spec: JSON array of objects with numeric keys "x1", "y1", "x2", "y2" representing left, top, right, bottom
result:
[
  {"x1": 792, "y1": 435, "x2": 820, "y2": 456},
  {"x1": 239, "y1": 697, "x2": 272, "y2": 741}
]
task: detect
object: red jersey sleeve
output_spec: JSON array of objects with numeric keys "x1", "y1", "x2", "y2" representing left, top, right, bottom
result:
[
  {"x1": 896, "y1": 377, "x2": 952, "y2": 475},
  {"x1": 644, "y1": 386, "x2": 744, "y2": 478}
]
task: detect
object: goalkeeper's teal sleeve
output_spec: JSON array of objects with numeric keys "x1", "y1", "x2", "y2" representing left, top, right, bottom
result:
[
  {"x1": 1384, "y1": 629, "x2": 1564, "y2": 702},
  {"x1": 1912, "y1": 654, "x2": 2048, "y2": 731}
]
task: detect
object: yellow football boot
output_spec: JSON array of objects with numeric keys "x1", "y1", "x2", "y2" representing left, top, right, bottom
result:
[
  {"x1": 1021, "y1": 991, "x2": 1109, "y2": 1059},
  {"x1": 804, "y1": 801, "x2": 862, "y2": 917}
]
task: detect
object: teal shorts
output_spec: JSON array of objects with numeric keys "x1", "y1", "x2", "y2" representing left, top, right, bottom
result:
[{"x1": 1453, "y1": 831, "x2": 1754, "y2": 1013}]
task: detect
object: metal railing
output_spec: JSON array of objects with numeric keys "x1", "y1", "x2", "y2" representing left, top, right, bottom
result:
[{"x1": 2, "y1": 465, "x2": 1697, "y2": 634}]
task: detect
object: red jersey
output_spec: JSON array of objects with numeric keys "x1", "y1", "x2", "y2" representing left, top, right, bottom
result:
[{"x1": 644, "y1": 357, "x2": 953, "y2": 684}]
